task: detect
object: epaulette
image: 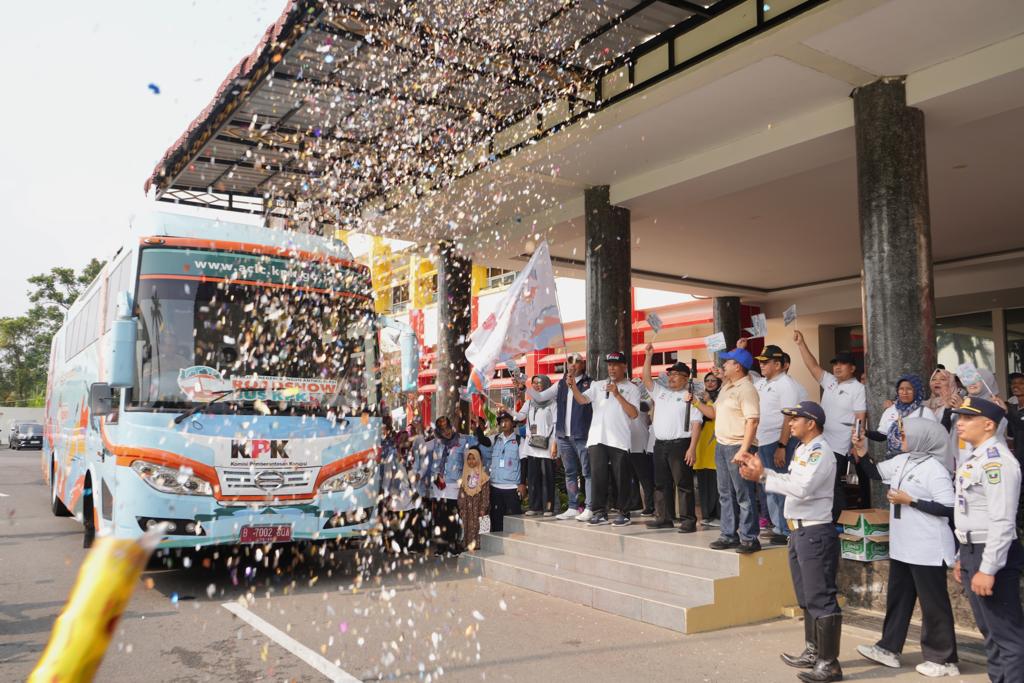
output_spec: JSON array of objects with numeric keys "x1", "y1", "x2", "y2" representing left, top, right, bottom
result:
[{"x1": 986, "y1": 446, "x2": 1001, "y2": 460}]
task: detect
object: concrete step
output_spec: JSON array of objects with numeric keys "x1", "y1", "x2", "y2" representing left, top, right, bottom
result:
[
  {"x1": 460, "y1": 550, "x2": 704, "y2": 633},
  {"x1": 479, "y1": 532, "x2": 728, "y2": 603},
  {"x1": 501, "y1": 515, "x2": 746, "y2": 574}
]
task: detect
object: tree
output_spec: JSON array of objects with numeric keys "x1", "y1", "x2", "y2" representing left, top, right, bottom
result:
[{"x1": 0, "y1": 259, "x2": 105, "y2": 406}]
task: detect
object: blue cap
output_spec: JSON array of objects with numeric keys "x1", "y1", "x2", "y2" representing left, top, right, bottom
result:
[
  {"x1": 719, "y1": 347, "x2": 753, "y2": 370},
  {"x1": 951, "y1": 396, "x2": 1006, "y2": 423},
  {"x1": 781, "y1": 401, "x2": 827, "y2": 427}
]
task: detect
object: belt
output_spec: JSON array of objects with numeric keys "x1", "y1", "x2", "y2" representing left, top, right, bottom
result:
[
  {"x1": 787, "y1": 519, "x2": 831, "y2": 530},
  {"x1": 955, "y1": 530, "x2": 987, "y2": 544}
]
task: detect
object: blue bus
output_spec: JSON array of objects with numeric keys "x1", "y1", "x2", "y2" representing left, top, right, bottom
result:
[{"x1": 43, "y1": 212, "x2": 414, "y2": 549}]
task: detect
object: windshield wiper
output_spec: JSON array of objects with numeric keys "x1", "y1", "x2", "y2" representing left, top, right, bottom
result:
[{"x1": 173, "y1": 389, "x2": 238, "y2": 424}]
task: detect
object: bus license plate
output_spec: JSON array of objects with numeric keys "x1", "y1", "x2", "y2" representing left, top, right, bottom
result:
[{"x1": 239, "y1": 524, "x2": 292, "y2": 544}]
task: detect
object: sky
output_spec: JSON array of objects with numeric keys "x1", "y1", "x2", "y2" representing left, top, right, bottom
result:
[
  {"x1": 0, "y1": 0, "x2": 290, "y2": 317},
  {"x1": 0, "y1": 0, "x2": 690, "y2": 320}
]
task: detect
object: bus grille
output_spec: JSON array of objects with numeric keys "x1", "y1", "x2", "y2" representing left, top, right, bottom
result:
[{"x1": 217, "y1": 467, "x2": 318, "y2": 497}]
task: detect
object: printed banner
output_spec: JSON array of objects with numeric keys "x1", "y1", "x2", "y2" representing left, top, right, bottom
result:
[
  {"x1": 704, "y1": 332, "x2": 727, "y2": 352},
  {"x1": 783, "y1": 305, "x2": 798, "y2": 327},
  {"x1": 177, "y1": 366, "x2": 339, "y2": 403},
  {"x1": 646, "y1": 312, "x2": 664, "y2": 334},
  {"x1": 745, "y1": 313, "x2": 767, "y2": 339}
]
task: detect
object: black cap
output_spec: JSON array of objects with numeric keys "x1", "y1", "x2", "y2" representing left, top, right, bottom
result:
[
  {"x1": 665, "y1": 362, "x2": 691, "y2": 375},
  {"x1": 951, "y1": 396, "x2": 1007, "y2": 423},
  {"x1": 755, "y1": 344, "x2": 785, "y2": 362},
  {"x1": 830, "y1": 351, "x2": 857, "y2": 365},
  {"x1": 496, "y1": 411, "x2": 515, "y2": 424},
  {"x1": 605, "y1": 351, "x2": 627, "y2": 364},
  {"x1": 781, "y1": 401, "x2": 827, "y2": 427}
]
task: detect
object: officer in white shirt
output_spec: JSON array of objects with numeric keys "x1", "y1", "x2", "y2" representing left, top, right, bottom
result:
[
  {"x1": 738, "y1": 401, "x2": 842, "y2": 683},
  {"x1": 642, "y1": 344, "x2": 704, "y2": 532},
  {"x1": 567, "y1": 351, "x2": 641, "y2": 527},
  {"x1": 753, "y1": 344, "x2": 801, "y2": 544},
  {"x1": 793, "y1": 331, "x2": 866, "y2": 520},
  {"x1": 950, "y1": 397, "x2": 1024, "y2": 682}
]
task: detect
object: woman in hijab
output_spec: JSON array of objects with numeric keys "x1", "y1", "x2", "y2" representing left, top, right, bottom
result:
[
  {"x1": 850, "y1": 419, "x2": 959, "y2": 677},
  {"x1": 694, "y1": 372, "x2": 721, "y2": 527},
  {"x1": 877, "y1": 375, "x2": 936, "y2": 456},
  {"x1": 926, "y1": 368, "x2": 958, "y2": 420},
  {"x1": 457, "y1": 447, "x2": 490, "y2": 552},
  {"x1": 512, "y1": 374, "x2": 558, "y2": 516}
]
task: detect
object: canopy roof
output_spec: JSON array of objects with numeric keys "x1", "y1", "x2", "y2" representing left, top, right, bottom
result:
[{"x1": 146, "y1": 0, "x2": 748, "y2": 223}]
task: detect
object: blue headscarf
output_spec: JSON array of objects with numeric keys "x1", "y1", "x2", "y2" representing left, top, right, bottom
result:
[{"x1": 887, "y1": 374, "x2": 925, "y2": 454}]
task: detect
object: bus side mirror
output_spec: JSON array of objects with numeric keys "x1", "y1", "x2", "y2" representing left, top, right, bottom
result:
[
  {"x1": 89, "y1": 383, "x2": 114, "y2": 417},
  {"x1": 105, "y1": 290, "x2": 137, "y2": 389},
  {"x1": 379, "y1": 317, "x2": 420, "y2": 393}
]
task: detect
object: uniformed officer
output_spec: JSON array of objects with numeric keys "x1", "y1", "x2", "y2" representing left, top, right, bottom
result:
[
  {"x1": 738, "y1": 401, "x2": 842, "y2": 683},
  {"x1": 950, "y1": 396, "x2": 1024, "y2": 682}
]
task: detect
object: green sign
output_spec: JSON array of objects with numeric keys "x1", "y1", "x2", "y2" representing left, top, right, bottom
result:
[{"x1": 141, "y1": 248, "x2": 369, "y2": 295}]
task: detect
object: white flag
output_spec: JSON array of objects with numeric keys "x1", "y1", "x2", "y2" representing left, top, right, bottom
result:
[{"x1": 466, "y1": 242, "x2": 564, "y2": 389}]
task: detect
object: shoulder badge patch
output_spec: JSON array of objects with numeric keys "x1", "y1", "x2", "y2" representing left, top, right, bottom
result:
[
  {"x1": 810, "y1": 442, "x2": 822, "y2": 451},
  {"x1": 808, "y1": 452, "x2": 822, "y2": 464},
  {"x1": 984, "y1": 462, "x2": 1002, "y2": 484},
  {"x1": 986, "y1": 447, "x2": 1001, "y2": 460}
]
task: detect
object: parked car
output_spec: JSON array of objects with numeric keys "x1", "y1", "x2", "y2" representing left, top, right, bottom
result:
[{"x1": 10, "y1": 421, "x2": 43, "y2": 450}]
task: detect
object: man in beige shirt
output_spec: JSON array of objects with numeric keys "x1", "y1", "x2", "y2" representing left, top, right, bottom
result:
[{"x1": 695, "y1": 341, "x2": 761, "y2": 553}]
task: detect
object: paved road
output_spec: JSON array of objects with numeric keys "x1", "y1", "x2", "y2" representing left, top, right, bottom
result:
[{"x1": 0, "y1": 449, "x2": 990, "y2": 682}]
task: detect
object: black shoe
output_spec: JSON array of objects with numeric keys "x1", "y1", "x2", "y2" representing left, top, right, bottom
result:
[
  {"x1": 645, "y1": 519, "x2": 674, "y2": 529},
  {"x1": 676, "y1": 523, "x2": 697, "y2": 534},
  {"x1": 781, "y1": 611, "x2": 817, "y2": 669},
  {"x1": 798, "y1": 614, "x2": 843, "y2": 682},
  {"x1": 709, "y1": 537, "x2": 740, "y2": 550},
  {"x1": 611, "y1": 514, "x2": 632, "y2": 527},
  {"x1": 736, "y1": 540, "x2": 762, "y2": 554},
  {"x1": 768, "y1": 533, "x2": 789, "y2": 546},
  {"x1": 588, "y1": 514, "x2": 610, "y2": 526}
]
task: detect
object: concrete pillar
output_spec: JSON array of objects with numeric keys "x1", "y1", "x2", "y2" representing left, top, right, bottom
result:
[
  {"x1": 585, "y1": 186, "x2": 632, "y2": 379},
  {"x1": 713, "y1": 296, "x2": 742, "y2": 360},
  {"x1": 435, "y1": 240, "x2": 472, "y2": 431},
  {"x1": 853, "y1": 77, "x2": 936, "y2": 475}
]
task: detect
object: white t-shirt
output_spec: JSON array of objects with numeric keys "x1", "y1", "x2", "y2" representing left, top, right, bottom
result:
[
  {"x1": 513, "y1": 399, "x2": 556, "y2": 458},
  {"x1": 649, "y1": 384, "x2": 703, "y2": 441},
  {"x1": 877, "y1": 454, "x2": 956, "y2": 566},
  {"x1": 877, "y1": 404, "x2": 936, "y2": 438},
  {"x1": 819, "y1": 372, "x2": 866, "y2": 455},
  {"x1": 783, "y1": 372, "x2": 809, "y2": 404},
  {"x1": 629, "y1": 412, "x2": 650, "y2": 453},
  {"x1": 583, "y1": 379, "x2": 642, "y2": 452},
  {"x1": 754, "y1": 374, "x2": 801, "y2": 445}
]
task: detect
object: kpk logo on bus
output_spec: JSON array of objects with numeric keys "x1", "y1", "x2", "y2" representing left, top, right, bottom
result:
[{"x1": 230, "y1": 439, "x2": 290, "y2": 459}]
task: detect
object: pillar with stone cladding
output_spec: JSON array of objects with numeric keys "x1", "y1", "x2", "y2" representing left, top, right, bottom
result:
[
  {"x1": 435, "y1": 240, "x2": 473, "y2": 431},
  {"x1": 853, "y1": 77, "x2": 936, "y2": 499},
  {"x1": 584, "y1": 186, "x2": 632, "y2": 379}
]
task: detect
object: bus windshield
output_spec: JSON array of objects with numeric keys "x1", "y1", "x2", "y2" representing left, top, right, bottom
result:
[{"x1": 130, "y1": 247, "x2": 378, "y2": 416}]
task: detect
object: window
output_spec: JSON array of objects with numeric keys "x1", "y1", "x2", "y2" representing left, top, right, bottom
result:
[
  {"x1": 1006, "y1": 308, "x2": 1024, "y2": 375},
  {"x1": 64, "y1": 289, "x2": 102, "y2": 360},
  {"x1": 484, "y1": 267, "x2": 515, "y2": 290},
  {"x1": 936, "y1": 312, "x2": 994, "y2": 371},
  {"x1": 391, "y1": 283, "x2": 409, "y2": 312},
  {"x1": 105, "y1": 254, "x2": 134, "y2": 331}
]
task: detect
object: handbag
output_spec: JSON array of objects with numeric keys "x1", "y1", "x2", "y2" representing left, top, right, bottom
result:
[{"x1": 528, "y1": 403, "x2": 551, "y2": 450}]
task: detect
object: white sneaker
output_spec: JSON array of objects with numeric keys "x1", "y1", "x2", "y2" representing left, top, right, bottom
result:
[
  {"x1": 857, "y1": 644, "x2": 900, "y2": 668},
  {"x1": 575, "y1": 508, "x2": 593, "y2": 522},
  {"x1": 556, "y1": 508, "x2": 579, "y2": 520},
  {"x1": 915, "y1": 661, "x2": 959, "y2": 678}
]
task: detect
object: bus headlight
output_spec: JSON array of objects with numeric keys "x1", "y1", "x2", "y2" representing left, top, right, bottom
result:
[
  {"x1": 319, "y1": 464, "x2": 373, "y2": 493},
  {"x1": 131, "y1": 460, "x2": 214, "y2": 496}
]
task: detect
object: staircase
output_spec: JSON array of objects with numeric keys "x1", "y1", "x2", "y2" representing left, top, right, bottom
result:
[{"x1": 459, "y1": 516, "x2": 797, "y2": 634}]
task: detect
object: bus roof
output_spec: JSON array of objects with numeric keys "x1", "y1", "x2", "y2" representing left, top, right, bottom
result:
[{"x1": 131, "y1": 211, "x2": 355, "y2": 262}]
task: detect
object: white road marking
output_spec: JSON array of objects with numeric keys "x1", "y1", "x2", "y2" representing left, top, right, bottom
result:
[{"x1": 221, "y1": 602, "x2": 360, "y2": 682}]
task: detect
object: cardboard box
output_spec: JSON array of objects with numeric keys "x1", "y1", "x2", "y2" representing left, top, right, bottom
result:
[
  {"x1": 840, "y1": 533, "x2": 890, "y2": 562},
  {"x1": 838, "y1": 508, "x2": 889, "y2": 538}
]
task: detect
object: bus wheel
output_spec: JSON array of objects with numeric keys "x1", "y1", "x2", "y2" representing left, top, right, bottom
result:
[
  {"x1": 82, "y1": 476, "x2": 96, "y2": 548},
  {"x1": 50, "y1": 460, "x2": 71, "y2": 517}
]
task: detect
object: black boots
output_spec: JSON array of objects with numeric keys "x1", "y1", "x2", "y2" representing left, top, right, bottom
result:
[
  {"x1": 798, "y1": 614, "x2": 843, "y2": 682},
  {"x1": 781, "y1": 611, "x2": 817, "y2": 669}
]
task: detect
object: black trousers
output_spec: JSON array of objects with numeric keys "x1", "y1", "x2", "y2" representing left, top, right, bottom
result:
[
  {"x1": 489, "y1": 486, "x2": 522, "y2": 533},
  {"x1": 788, "y1": 523, "x2": 841, "y2": 620},
  {"x1": 431, "y1": 498, "x2": 461, "y2": 552},
  {"x1": 526, "y1": 456, "x2": 556, "y2": 513},
  {"x1": 831, "y1": 452, "x2": 847, "y2": 522},
  {"x1": 877, "y1": 559, "x2": 957, "y2": 664},
  {"x1": 589, "y1": 444, "x2": 630, "y2": 516},
  {"x1": 959, "y1": 540, "x2": 1024, "y2": 683},
  {"x1": 653, "y1": 438, "x2": 696, "y2": 525},
  {"x1": 696, "y1": 468, "x2": 720, "y2": 521},
  {"x1": 629, "y1": 452, "x2": 654, "y2": 513}
]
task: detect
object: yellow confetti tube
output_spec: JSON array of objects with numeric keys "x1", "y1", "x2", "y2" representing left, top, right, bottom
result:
[{"x1": 29, "y1": 527, "x2": 166, "y2": 683}]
